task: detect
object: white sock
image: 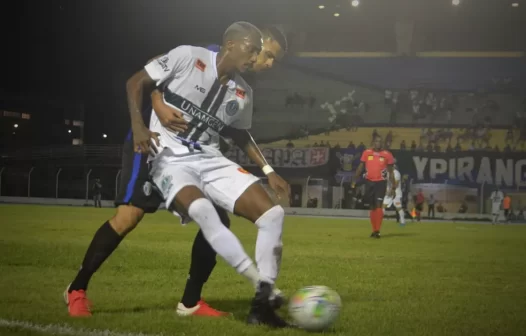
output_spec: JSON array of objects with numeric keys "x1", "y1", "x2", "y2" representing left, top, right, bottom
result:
[
  {"x1": 398, "y1": 208, "x2": 405, "y2": 224},
  {"x1": 254, "y1": 205, "x2": 285, "y2": 284},
  {"x1": 188, "y1": 198, "x2": 255, "y2": 276}
]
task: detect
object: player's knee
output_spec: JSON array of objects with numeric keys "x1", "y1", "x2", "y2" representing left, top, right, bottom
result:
[
  {"x1": 110, "y1": 205, "x2": 144, "y2": 235},
  {"x1": 255, "y1": 205, "x2": 285, "y2": 233}
]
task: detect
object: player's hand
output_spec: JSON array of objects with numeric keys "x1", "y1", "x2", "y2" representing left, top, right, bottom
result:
[
  {"x1": 132, "y1": 124, "x2": 160, "y2": 154},
  {"x1": 153, "y1": 100, "x2": 188, "y2": 133},
  {"x1": 267, "y1": 173, "x2": 290, "y2": 201}
]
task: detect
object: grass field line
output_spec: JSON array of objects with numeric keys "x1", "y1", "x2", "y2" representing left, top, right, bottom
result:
[{"x1": 0, "y1": 318, "x2": 165, "y2": 336}]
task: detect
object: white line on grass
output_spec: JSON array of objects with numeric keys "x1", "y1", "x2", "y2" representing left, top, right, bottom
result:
[{"x1": 0, "y1": 319, "x2": 165, "y2": 336}]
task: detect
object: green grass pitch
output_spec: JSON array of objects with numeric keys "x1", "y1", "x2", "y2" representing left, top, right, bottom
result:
[{"x1": 1, "y1": 204, "x2": 525, "y2": 336}]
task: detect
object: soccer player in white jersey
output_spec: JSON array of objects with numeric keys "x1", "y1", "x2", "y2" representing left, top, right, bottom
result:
[
  {"x1": 140, "y1": 22, "x2": 289, "y2": 327},
  {"x1": 383, "y1": 165, "x2": 405, "y2": 226},
  {"x1": 490, "y1": 187, "x2": 504, "y2": 224},
  {"x1": 64, "y1": 26, "x2": 288, "y2": 321}
]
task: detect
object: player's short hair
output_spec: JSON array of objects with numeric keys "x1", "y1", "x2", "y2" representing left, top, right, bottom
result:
[
  {"x1": 262, "y1": 26, "x2": 288, "y2": 52},
  {"x1": 223, "y1": 21, "x2": 262, "y2": 44}
]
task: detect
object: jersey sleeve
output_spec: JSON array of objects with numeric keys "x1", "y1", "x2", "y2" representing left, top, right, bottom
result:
[
  {"x1": 229, "y1": 88, "x2": 253, "y2": 130},
  {"x1": 395, "y1": 170, "x2": 401, "y2": 182},
  {"x1": 144, "y1": 46, "x2": 192, "y2": 85},
  {"x1": 360, "y1": 150, "x2": 369, "y2": 162}
]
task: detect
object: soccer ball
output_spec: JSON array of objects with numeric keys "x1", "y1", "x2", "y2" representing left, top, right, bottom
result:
[{"x1": 288, "y1": 286, "x2": 341, "y2": 331}]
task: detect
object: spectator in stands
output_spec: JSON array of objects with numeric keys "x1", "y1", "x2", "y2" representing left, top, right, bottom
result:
[
  {"x1": 504, "y1": 143, "x2": 512, "y2": 152},
  {"x1": 286, "y1": 140, "x2": 294, "y2": 148},
  {"x1": 494, "y1": 145, "x2": 500, "y2": 152},
  {"x1": 385, "y1": 131, "x2": 393, "y2": 149},
  {"x1": 371, "y1": 129, "x2": 379, "y2": 143},
  {"x1": 454, "y1": 141, "x2": 462, "y2": 152},
  {"x1": 400, "y1": 140, "x2": 406, "y2": 150},
  {"x1": 426, "y1": 142, "x2": 433, "y2": 152},
  {"x1": 313, "y1": 141, "x2": 319, "y2": 147},
  {"x1": 410, "y1": 140, "x2": 417, "y2": 151},
  {"x1": 347, "y1": 141, "x2": 355, "y2": 150},
  {"x1": 92, "y1": 179, "x2": 102, "y2": 208},
  {"x1": 446, "y1": 143, "x2": 453, "y2": 153},
  {"x1": 357, "y1": 142, "x2": 366, "y2": 152},
  {"x1": 469, "y1": 141, "x2": 476, "y2": 151}
]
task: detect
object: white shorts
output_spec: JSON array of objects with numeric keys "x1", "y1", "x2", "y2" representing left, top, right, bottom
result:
[
  {"x1": 491, "y1": 204, "x2": 501, "y2": 215},
  {"x1": 150, "y1": 150, "x2": 259, "y2": 213},
  {"x1": 383, "y1": 194, "x2": 402, "y2": 209}
]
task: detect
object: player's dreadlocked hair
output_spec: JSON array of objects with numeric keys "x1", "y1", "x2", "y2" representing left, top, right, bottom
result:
[
  {"x1": 222, "y1": 21, "x2": 262, "y2": 44},
  {"x1": 262, "y1": 26, "x2": 288, "y2": 53}
]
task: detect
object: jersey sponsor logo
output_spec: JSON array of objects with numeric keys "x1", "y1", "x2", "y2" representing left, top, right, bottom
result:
[
  {"x1": 179, "y1": 99, "x2": 226, "y2": 132},
  {"x1": 142, "y1": 181, "x2": 152, "y2": 196},
  {"x1": 195, "y1": 59, "x2": 206, "y2": 72},
  {"x1": 164, "y1": 91, "x2": 227, "y2": 134},
  {"x1": 368, "y1": 155, "x2": 373, "y2": 160},
  {"x1": 157, "y1": 56, "x2": 170, "y2": 72},
  {"x1": 236, "y1": 88, "x2": 246, "y2": 99},
  {"x1": 225, "y1": 100, "x2": 239, "y2": 116},
  {"x1": 379, "y1": 157, "x2": 385, "y2": 162},
  {"x1": 194, "y1": 85, "x2": 206, "y2": 94}
]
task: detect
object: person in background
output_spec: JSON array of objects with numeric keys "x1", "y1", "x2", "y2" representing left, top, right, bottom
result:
[
  {"x1": 489, "y1": 187, "x2": 504, "y2": 225},
  {"x1": 503, "y1": 193, "x2": 511, "y2": 223},
  {"x1": 427, "y1": 194, "x2": 436, "y2": 219},
  {"x1": 415, "y1": 189, "x2": 425, "y2": 221},
  {"x1": 92, "y1": 178, "x2": 102, "y2": 208}
]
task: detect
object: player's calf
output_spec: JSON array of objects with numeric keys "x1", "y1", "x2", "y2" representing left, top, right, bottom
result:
[
  {"x1": 234, "y1": 183, "x2": 284, "y2": 284},
  {"x1": 66, "y1": 205, "x2": 145, "y2": 317}
]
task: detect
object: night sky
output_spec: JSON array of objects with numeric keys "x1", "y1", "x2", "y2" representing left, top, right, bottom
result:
[{"x1": 2, "y1": 0, "x2": 524, "y2": 145}]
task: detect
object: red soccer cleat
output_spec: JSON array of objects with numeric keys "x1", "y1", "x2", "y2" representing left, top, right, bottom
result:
[
  {"x1": 176, "y1": 299, "x2": 230, "y2": 317},
  {"x1": 64, "y1": 286, "x2": 92, "y2": 317}
]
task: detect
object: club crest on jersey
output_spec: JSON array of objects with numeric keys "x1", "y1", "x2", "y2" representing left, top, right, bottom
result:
[
  {"x1": 225, "y1": 100, "x2": 239, "y2": 116},
  {"x1": 236, "y1": 88, "x2": 246, "y2": 99},
  {"x1": 195, "y1": 59, "x2": 206, "y2": 72},
  {"x1": 157, "y1": 55, "x2": 170, "y2": 72},
  {"x1": 380, "y1": 157, "x2": 385, "y2": 162}
]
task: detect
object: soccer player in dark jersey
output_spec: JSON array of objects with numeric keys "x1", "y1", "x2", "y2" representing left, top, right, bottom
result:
[
  {"x1": 65, "y1": 25, "x2": 288, "y2": 321},
  {"x1": 352, "y1": 135, "x2": 395, "y2": 238}
]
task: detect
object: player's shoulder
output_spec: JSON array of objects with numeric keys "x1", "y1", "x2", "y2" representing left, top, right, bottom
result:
[
  {"x1": 381, "y1": 149, "x2": 394, "y2": 156},
  {"x1": 233, "y1": 73, "x2": 254, "y2": 98}
]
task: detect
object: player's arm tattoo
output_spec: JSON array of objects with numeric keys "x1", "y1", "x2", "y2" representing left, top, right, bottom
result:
[
  {"x1": 126, "y1": 69, "x2": 156, "y2": 131},
  {"x1": 221, "y1": 127, "x2": 267, "y2": 168}
]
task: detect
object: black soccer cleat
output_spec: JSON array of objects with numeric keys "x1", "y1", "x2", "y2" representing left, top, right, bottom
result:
[
  {"x1": 247, "y1": 282, "x2": 290, "y2": 328},
  {"x1": 375, "y1": 231, "x2": 381, "y2": 238},
  {"x1": 269, "y1": 290, "x2": 286, "y2": 310},
  {"x1": 370, "y1": 232, "x2": 376, "y2": 238}
]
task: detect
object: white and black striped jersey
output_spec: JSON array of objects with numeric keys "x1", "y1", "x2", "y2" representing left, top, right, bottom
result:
[{"x1": 145, "y1": 45, "x2": 253, "y2": 156}]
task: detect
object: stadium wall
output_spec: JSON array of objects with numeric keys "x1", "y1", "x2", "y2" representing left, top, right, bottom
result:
[{"x1": 0, "y1": 196, "x2": 494, "y2": 222}]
